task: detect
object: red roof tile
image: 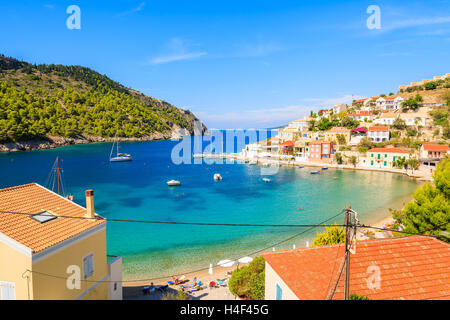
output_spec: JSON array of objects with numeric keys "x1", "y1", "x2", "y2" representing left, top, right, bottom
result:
[
  {"x1": 262, "y1": 236, "x2": 450, "y2": 300},
  {"x1": 368, "y1": 147, "x2": 408, "y2": 154},
  {"x1": 0, "y1": 183, "x2": 105, "y2": 253},
  {"x1": 422, "y1": 142, "x2": 450, "y2": 152},
  {"x1": 369, "y1": 126, "x2": 389, "y2": 132}
]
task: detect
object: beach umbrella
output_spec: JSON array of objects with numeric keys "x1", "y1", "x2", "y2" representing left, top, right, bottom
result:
[
  {"x1": 217, "y1": 260, "x2": 235, "y2": 268},
  {"x1": 293, "y1": 244, "x2": 296, "y2": 249},
  {"x1": 238, "y1": 256, "x2": 253, "y2": 264},
  {"x1": 208, "y1": 264, "x2": 213, "y2": 275},
  {"x1": 306, "y1": 241, "x2": 310, "y2": 247}
]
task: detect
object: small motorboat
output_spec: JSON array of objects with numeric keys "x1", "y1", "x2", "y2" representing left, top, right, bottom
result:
[
  {"x1": 249, "y1": 160, "x2": 257, "y2": 165},
  {"x1": 322, "y1": 167, "x2": 328, "y2": 170},
  {"x1": 298, "y1": 166, "x2": 304, "y2": 169},
  {"x1": 262, "y1": 178, "x2": 271, "y2": 183},
  {"x1": 214, "y1": 173, "x2": 223, "y2": 181},
  {"x1": 167, "y1": 180, "x2": 181, "y2": 186},
  {"x1": 310, "y1": 171, "x2": 319, "y2": 174}
]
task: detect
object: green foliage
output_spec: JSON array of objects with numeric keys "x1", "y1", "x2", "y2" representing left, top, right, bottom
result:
[
  {"x1": 430, "y1": 109, "x2": 449, "y2": 126},
  {"x1": 0, "y1": 56, "x2": 196, "y2": 142},
  {"x1": 402, "y1": 94, "x2": 423, "y2": 111},
  {"x1": 336, "y1": 134, "x2": 347, "y2": 145},
  {"x1": 312, "y1": 223, "x2": 345, "y2": 247},
  {"x1": 341, "y1": 117, "x2": 359, "y2": 129},
  {"x1": 162, "y1": 291, "x2": 191, "y2": 300},
  {"x1": 350, "y1": 293, "x2": 370, "y2": 300},
  {"x1": 350, "y1": 155, "x2": 358, "y2": 167},
  {"x1": 406, "y1": 126, "x2": 418, "y2": 137},
  {"x1": 335, "y1": 152, "x2": 343, "y2": 164},
  {"x1": 358, "y1": 137, "x2": 374, "y2": 153},
  {"x1": 398, "y1": 159, "x2": 450, "y2": 241},
  {"x1": 423, "y1": 81, "x2": 437, "y2": 90},
  {"x1": 229, "y1": 256, "x2": 265, "y2": 300},
  {"x1": 392, "y1": 118, "x2": 406, "y2": 130}
]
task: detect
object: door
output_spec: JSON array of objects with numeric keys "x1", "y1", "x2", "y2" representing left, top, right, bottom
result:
[{"x1": 0, "y1": 281, "x2": 16, "y2": 300}]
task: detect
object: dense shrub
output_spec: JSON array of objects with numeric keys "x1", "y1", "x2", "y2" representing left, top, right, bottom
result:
[{"x1": 229, "y1": 256, "x2": 265, "y2": 300}]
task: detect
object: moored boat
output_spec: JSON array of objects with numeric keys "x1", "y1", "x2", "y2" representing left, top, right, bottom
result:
[{"x1": 167, "y1": 180, "x2": 181, "y2": 186}]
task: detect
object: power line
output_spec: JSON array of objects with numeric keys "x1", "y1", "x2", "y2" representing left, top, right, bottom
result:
[
  {"x1": 23, "y1": 209, "x2": 348, "y2": 284},
  {"x1": 0, "y1": 209, "x2": 348, "y2": 228}
]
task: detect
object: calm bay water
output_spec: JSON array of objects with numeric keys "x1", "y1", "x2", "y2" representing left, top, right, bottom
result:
[{"x1": 0, "y1": 137, "x2": 419, "y2": 279}]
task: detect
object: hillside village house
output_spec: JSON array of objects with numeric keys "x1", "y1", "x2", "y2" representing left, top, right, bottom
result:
[
  {"x1": 361, "y1": 147, "x2": 409, "y2": 169},
  {"x1": 373, "y1": 112, "x2": 399, "y2": 125},
  {"x1": 368, "y1": 126, "x2": 390, "y2": 142},
  {"x1": 376, "y1": 96, "x2": 404, "y2": 110},
  {"x1": 347, "y1": 111, "x2": 374, "y2": 122},
  {"x1": 0, "y1": 184, "x2": 122, "y2": 300},
  {"x1": 286, "y1": 117, "x2": 315, "y2": 131},
  {"x1": 332, "y1": 104, "x2": 347, "y2": 114},
  {"x1": 294, "y1": 141, "x2": 309, "y2": 162},
  {"x1": 324, "y1": 127, "x2": 351, "y2": 144},
  {"x1": 308, "y1": 141, "x2": 334, "y2": 162},
  {"x1": 420, "y1": 142, "x2": 450, "y2": 169},
  {"x1": 399, "y1": 112, "x2": 429, "y2": 127},
  {"x1": 262, "y1": 236, "x2": 450, "y2": 300}
]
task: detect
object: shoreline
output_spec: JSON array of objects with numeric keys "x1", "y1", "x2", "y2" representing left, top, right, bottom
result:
[
  {"x1": 197, "y1": 153, "x2": 434, "y2": 181},
  {"x1": 0, "y1": 132, "x2": 186, "y2": 153}
]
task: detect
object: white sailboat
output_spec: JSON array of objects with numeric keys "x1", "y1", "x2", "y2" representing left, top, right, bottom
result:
[{"x1": 110, "y1": 132, "x2": 132, "y2": 162}]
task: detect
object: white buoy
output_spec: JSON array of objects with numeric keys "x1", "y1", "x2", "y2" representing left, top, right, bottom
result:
[
  {"x1": 293, "y1": 244, "x2": 296, "y2": 249},
  {"x1": 272, "y1": 247, "x2": 275, "y2": 251}
]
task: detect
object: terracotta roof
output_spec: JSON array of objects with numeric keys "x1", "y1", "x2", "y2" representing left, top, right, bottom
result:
[
  {"x1": 369, "y1": 126, "x2": 389, "y2": 132},
  {"x1": 0, "y1": 183, "x2": 105, "y2": 253},
  {"x1": 368, "y1": 147, "x2": 408, "y2": 154},
  {"x1": 422, "y1": 142, "x2": 450, "y2": 152},
  {"x1": 384, "y1": 96, "x2": 401, "y2": 100},
  {"x1": 262, "y1": 236, "x2": 450, "y2": 300},
  {"x1": 310, "y1": 140, "x2": 332, "y2": 145},
  {"x1": 380, "y1": 112, "x2": 398, "y2": 118},
  {"x1": 347, "y1": 111, "x2": 373, "y2": 117},
  {"x1": 280, "y1": 140, "x2": 294, "y2": 146}
]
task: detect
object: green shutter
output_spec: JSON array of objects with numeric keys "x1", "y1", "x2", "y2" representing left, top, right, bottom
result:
[{"x1": 384, "y1": 161, "x2": 387, "y2": 166}]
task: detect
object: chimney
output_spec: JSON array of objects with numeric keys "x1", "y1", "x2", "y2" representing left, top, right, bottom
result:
[{"x1": 85, "y1": 190, "x2": 95, "y2": 219}]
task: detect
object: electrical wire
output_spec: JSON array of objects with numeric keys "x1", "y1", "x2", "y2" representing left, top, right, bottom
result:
[{"x1": 22, "y1": 209, "x2": 348, "y2": 284}]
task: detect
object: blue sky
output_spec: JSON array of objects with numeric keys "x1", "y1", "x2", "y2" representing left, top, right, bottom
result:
[{"x1": 1, "y1": 0, "x2": 449, "y2": 129}]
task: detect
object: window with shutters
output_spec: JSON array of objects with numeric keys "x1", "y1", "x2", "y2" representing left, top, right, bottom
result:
[
  {"x1": 83, "y1": 253, "x2": 94, "y2": 279},
  {"x1": 0, "y1": 281, "x2": 15, "y2": 300}
]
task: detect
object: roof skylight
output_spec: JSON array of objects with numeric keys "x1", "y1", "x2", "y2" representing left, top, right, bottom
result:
[{"x1": 31, "y1": 211, "x2": 57, "y2": 224}]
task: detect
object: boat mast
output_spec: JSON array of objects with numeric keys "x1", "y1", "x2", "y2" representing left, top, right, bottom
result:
[{"x1": 56, "y1": 156, "x2": 60, "y2": 195}]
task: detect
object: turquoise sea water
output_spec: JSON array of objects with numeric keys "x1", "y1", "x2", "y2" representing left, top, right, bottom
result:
[{"x1": 0, "y1": 137, "x2": 419, "y2": 279}]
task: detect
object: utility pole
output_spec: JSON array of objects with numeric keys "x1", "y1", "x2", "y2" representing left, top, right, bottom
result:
[{"x1": 344, "y1": 205, "x2": 351, "y2": 300}]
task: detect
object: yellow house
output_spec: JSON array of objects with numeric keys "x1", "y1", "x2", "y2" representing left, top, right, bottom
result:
[
  {"x1": 0, "y1": 183, "x2": 122, "y2": 300},
  {"x1": 324, "y1": 127, "x2": 351, "y2": 144}
]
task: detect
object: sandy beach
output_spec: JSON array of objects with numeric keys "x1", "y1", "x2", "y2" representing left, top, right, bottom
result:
[{"x1": 123, "y1": 264, "x2": 247, "y2": 300}]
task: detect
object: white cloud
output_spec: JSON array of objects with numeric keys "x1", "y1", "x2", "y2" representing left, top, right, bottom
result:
[
  {"x1": 381, "y1": 16, "x2": 450, "y2": 32},
  {"x1": 116, "y1": 2, "x2": 145, "y2": 17},
  {"x1": 302, "y1": 94, "x2": 364, "y2": 106},
  {"x1": 193, "y1": 94, "x2": 365, "y2": 128},
  {"x1": 146, "y1": 38, "x2": 207, "y2": 65},
  {"x1": 148, "y1": 52, "x2": 207, "y2": 65}
]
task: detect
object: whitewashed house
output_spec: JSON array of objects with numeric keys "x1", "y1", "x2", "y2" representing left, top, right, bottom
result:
[
  {"x1": 332, "y1": 104, "x2": 347, "y2": 114},
  {"x1": 374, "y1": 112, "x2": 399, "y2": 125},
  {"x1": 376, "y1": 96, "x2": 404, "y2": 110},
  {"x1": 368, "y1": 126, "x2": 390, "y2": 142},
  {"x1": 399, "y1": 113, "x2": 428, "y2": 127}
]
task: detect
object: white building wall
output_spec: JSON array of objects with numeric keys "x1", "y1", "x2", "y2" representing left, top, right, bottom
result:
[{"x1": 265, "y1": 262, "x2": 299, "y2": 300}]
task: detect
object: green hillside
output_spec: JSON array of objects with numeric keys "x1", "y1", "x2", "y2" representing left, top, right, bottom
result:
[{"x1": 0, "y1": 55, "x2": 203, "y2": 143}]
